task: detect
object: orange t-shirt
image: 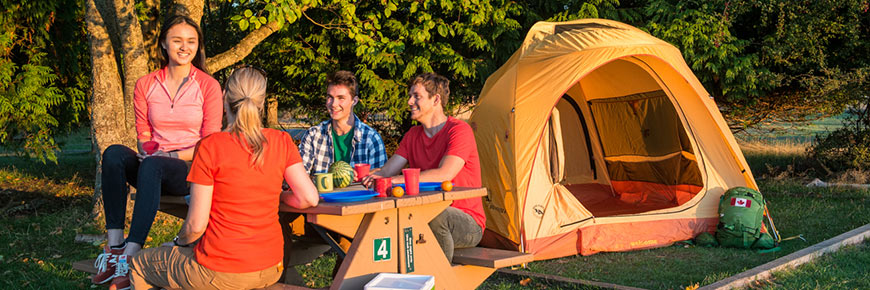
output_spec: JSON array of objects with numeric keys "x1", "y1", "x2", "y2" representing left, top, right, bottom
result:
[{"x1": 187, "y1": 128, "x2": 301, "y2": 273}]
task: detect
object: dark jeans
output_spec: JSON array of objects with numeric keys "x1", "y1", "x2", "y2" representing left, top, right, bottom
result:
[
  {"x1": 102, "y1": 144, "x2": 190, "y2": 245},
  {"x1": 429, "y1": 207, "x2": 483, "y2": 262}
]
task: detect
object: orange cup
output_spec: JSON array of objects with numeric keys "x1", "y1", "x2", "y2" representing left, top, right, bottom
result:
[
  {"x1": 402, "y1": 168, "x2": 420, "y2": 196},
  {"x1": 374, "y1": 177, "x2": 392, "y2": 198},
  {"x1": 353, "y1": 163, "x2": 370, "y2": 182}
]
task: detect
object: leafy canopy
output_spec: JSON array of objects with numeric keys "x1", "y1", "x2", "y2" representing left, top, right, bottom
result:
[{"x1": 0, "y1": 0, "x2": 89, "y2": 162}]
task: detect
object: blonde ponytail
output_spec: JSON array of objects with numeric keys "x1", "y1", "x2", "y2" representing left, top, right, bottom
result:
[{"x1": 224, "y1": 67, "x2": 268, "y2": 166}]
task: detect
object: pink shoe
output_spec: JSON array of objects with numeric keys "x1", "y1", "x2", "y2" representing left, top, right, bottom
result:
[
  {"x1": 91, "y1": 244, "x2": 125, "y2": 284},
  {"x1": 108, "y1": 254, "x2": 131, "y2": 290}
]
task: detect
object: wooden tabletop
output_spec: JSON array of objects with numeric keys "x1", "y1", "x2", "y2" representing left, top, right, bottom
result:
[{"x1": 279, "y1": 185, "x2": 486, "y2": 216}]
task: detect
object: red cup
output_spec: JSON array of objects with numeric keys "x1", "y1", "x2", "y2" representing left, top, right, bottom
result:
[
  {"x1": 402, "y1": 168, "x2": 420, "y2": 196},
  {"x1": 353, "y1": 163, "x2": 370, "y2": 182},
  {"x1": 374, "y1": 177, "x2": 392, "y2": 198},
  {"x1": 143, "y1": 141, "x2": 159, "y2": 155}
]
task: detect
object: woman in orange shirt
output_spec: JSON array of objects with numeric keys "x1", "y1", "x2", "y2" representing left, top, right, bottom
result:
[{"x1": 128, "y1": 67, "x2": 319, "y2": 289}]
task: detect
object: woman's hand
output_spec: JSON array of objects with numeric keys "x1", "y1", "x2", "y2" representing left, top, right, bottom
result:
[{"x1": 136, "y1": 150, "x2": 178, "y2": 161}]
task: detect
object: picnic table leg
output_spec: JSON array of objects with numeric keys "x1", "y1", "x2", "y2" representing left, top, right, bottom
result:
[
  {"x1": 326, "y1": 209, "x2": 400, "y2": 290},
  {"x1": 452, "y1": 265, "x2": 497, "y2": 290},
  {"x1": 312, "y1": 224, "x2": 347, "y2": 259},
  {"x1": 396, "y1": 201, "x2": 464, "y2": 290}
]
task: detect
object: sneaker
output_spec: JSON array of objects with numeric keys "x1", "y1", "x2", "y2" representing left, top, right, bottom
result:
[
  {"x1": 92, "y1": 244, "x2": 125, "y2": 284},
  {"x1": 108, "y1": 254, "x2": 131, "y2": 290}
]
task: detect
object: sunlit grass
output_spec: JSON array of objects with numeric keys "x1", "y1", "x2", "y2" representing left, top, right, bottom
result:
[{"x1": 752, "y1": 241, "x2": 870, "y2": 289}]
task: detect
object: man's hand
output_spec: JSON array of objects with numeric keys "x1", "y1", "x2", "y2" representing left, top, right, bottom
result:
[{"x1": 361, "y1": 168, "x2": 382, "y2": 188}]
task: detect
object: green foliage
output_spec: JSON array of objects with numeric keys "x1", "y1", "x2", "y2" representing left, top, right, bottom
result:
[
  {"x1": 643, "y1": 0, "x2": 869, "y2": 131},
  {"x1": 244, "y1": 0, "x2": 632, "y2": 143},
  {"x1": 244, "y1": 0, "x2": 530, "y2": 140},
  {"x1": 0, "y1": 0, "x2": 90, "y2": 162},
  {"x1": 228, "y1": 0, "x2": 312, "y2": 32},
  {"x1": 810, "y1": 102, "x2": 870, "y2": 173},
  {"x1": 3, "y1": 0, "x2": 863, "y2": 163},
  {"x1": 235, "y1": 0, "x2": 867, "y2": 146}
]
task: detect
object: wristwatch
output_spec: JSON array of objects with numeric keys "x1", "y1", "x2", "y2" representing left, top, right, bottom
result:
[{"x1": 173, "y1": 235, "x2": 191, "y2": 247}]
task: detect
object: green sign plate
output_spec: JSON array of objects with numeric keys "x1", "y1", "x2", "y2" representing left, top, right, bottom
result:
[
  {"x1": 374, "y1": 237, "x2": 391, "y2": 262},
  {"x1": 404, "y1": 227, "x2": 414, "y2": 272}
]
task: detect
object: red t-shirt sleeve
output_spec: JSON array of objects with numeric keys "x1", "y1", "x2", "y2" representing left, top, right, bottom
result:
[
  {"x1": 199, "y1": 76, "x2": 223, "y2": 138},
  {"x1": 445, "y1": 121, "x2": 476, "y2": 161},
  {"x1": 284, "y1": 132, "x2": 303, "y2": 169},
  {"x1": 134, "y1": 76, "x2": 152, "y2": 140},
  {"x1": 187, "y1": 137, "x2": 216, "y2": 185}
]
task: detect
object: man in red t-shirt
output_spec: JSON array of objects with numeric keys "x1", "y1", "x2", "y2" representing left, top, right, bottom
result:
[{"x1": 363, "y1": 72, "x2": 484, "y2": 262}]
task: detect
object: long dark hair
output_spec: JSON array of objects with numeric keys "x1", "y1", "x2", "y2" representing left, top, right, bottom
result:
[{"x1": 157, "y1": 15, "x2": 208, "y2": 73}]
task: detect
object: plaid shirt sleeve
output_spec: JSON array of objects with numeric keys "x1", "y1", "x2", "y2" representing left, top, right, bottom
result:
[
  {"x1": 352, "y1": 121, "x2": 388, "y2": 169},
  {"x1": 298, "y1": 122, "x2": 333, "y2": 174}
]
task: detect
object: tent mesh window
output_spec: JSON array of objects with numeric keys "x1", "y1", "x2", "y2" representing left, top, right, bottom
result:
[{"x1": 588, "y1": 90, "x2": 702, "y2": 208}]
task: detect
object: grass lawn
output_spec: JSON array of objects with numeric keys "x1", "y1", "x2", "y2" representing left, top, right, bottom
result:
[
  {"x1": 737, "y1": 113, "x2": 848, "y2": 144},
  {"x1": 1, "y1": 129, "x2": 868, "y2": 289},
  {"x1": 492, "y1": 180, "x2": 870, "y2": 289},
  {"x1": 754, "y1": 241, "x2": 870, "y2": 289}
]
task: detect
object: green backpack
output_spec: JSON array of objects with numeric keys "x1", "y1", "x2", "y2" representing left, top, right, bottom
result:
[{"x1": 716, "y1": 187, "x2": 778, "y2": 249}]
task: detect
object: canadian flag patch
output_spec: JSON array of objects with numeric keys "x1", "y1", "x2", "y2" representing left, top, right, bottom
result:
[{"x1": 731, "y1": 197, "x2": 752, "y2": 208}]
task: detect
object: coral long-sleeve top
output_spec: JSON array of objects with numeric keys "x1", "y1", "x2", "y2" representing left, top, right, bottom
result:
[{"x1": 134, "y1": 66, "x2": 222, "y2": 151}]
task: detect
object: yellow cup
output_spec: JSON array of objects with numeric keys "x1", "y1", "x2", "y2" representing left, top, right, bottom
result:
[{"x1": 315, "y1": 173, "x2": 334, "y2": 192}]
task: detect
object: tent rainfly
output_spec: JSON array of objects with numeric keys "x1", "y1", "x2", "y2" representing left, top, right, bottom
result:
[{"x1": 470, "y1": 19, "x2": 758, "y2": 260}]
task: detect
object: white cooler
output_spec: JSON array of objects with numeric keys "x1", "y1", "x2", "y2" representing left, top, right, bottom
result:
[{"x1": 364, "y1": 273, "x2": 435, "y2": 290}]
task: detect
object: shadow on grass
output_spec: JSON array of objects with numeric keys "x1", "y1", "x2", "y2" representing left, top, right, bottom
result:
[
  {"x1": 1, "y1": 188, "x2": 91, "y2": 218},
  {"x1": 482, "y1": 271, "x2": 604, "y2": 289},
  {"x1": 743, "y1": 151, "x2": 820, "y2": 181},
  {"x1": 0, "y1": 153, "x2": 96, "y2": 189}
]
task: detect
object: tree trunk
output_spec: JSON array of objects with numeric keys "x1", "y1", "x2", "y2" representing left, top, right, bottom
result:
[
  {"x1": 266, "y1": 96, "x2": 279, "y2": 128},
  {"x1": 111, "y1": 0, "x2": 150, "y2": 134},
  {"x1": 86, "y1": 0, "x2": 136, "y2": 220},
  {"x1": 141, "y1": 0, "x2": 162, "y2": 72},
  {"x1": 171, "y1": 0, "x2": 204, "y2": 26}
]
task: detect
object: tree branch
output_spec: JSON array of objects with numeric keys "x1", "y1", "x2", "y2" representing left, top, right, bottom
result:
[{"x1": 205, "y1": 20, "x2": 281, "y2": 73}]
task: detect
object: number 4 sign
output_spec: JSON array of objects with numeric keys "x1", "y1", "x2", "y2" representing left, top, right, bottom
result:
[{"x1": 373, "y1": 237, "x2": 391, "y2": 262}]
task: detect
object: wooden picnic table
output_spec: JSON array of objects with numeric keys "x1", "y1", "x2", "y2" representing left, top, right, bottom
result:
[
  {"x1": 75, "y1": 184, "x2": 530, "y2": 290},
  {"x1": 280, "y1": 185, "x2": 491, "y2": 290}
]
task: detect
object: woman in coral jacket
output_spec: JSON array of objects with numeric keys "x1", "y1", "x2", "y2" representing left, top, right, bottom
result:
[{"x1": 90, "y1": 15, "x2": 222, "y2": 290}]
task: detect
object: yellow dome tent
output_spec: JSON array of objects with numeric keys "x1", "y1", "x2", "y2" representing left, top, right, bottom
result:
[{"x1": 470, "y1": 19, "x2": 757, "y2": 259}]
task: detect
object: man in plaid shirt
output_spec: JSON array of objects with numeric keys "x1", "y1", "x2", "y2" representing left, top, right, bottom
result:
[{"x1": 298, "y1": 70, "x2": 387, "y2": 174}]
